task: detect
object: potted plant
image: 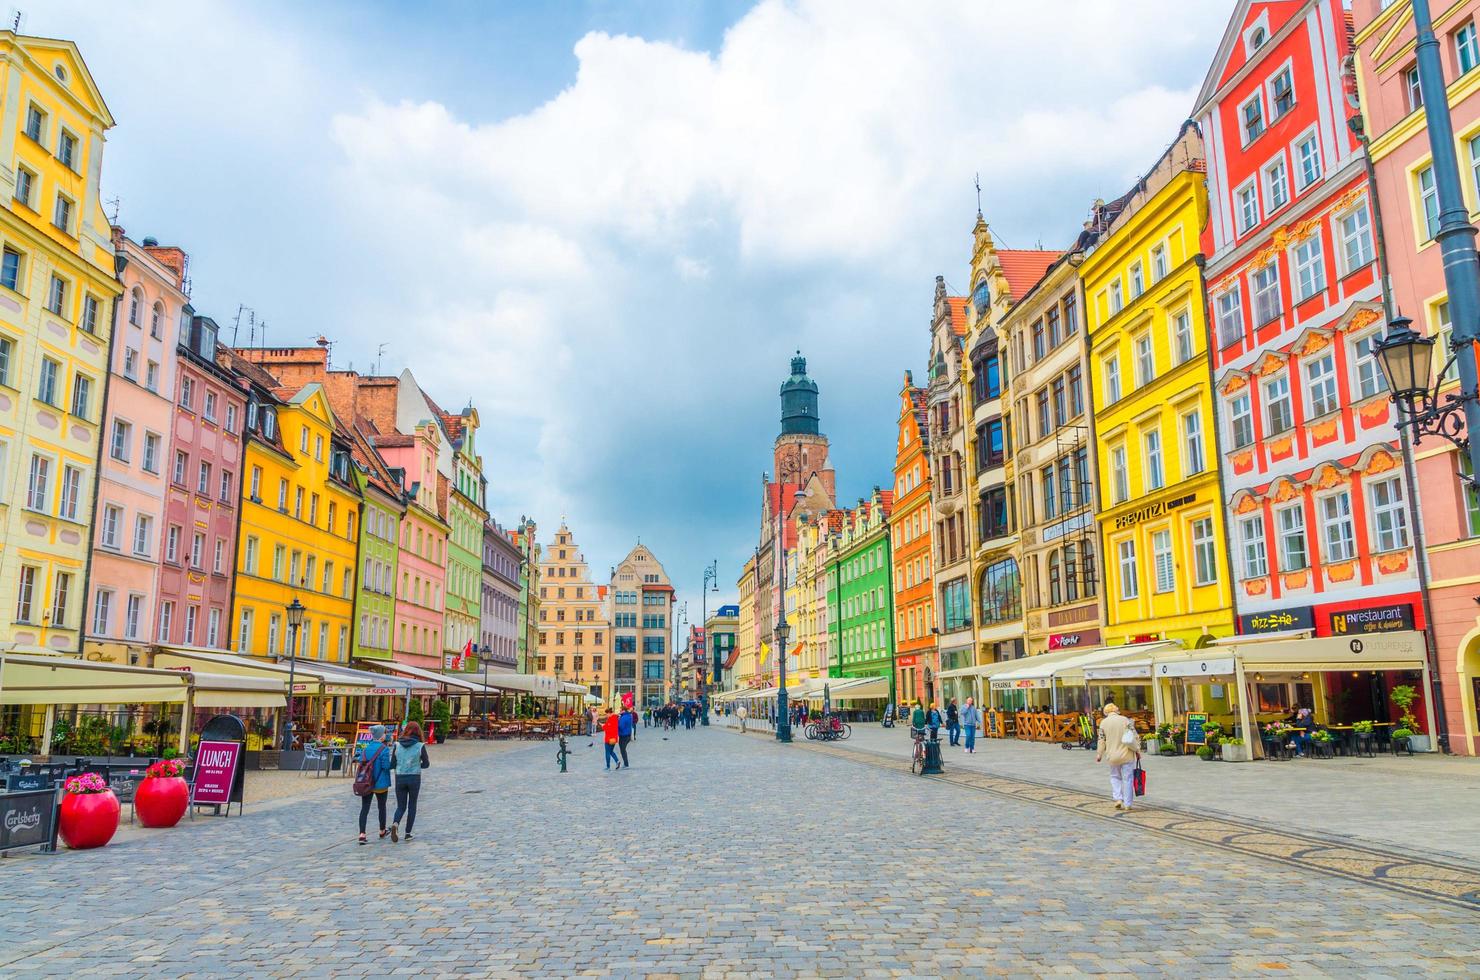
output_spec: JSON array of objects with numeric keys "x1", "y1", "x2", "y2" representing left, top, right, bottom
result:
[
  {"x1": 58, "y1": 772, "x2": 120, "y2": 849},
  {"x1": 135, "y1": 758, "x2": 189, "y2": 828},
  {"x1": 1390, "y1": 727, "x2": 1415, "y2": 755},
  {"x1": 1220, "y1": 736, "x2": 1250, "y2": 762},
  {"x1": 1157, "y1": 739, "x2": 1179, "y2": 756},
  {"x1": 1388, "y1": 685, "x2": 1428, "y2": 752},
  {"x1": 1352, "y1": 719, "x2": 1374, "y2": 755},
  {"x1": 1195, "y1": 744, "x2": 1217, "y2": 761},
  {"x1": 429, "y1": 699, "x2": 451, "y2": 743},
  {"x1": 1309, "y1": 729, "x2": 1335, "y2": 758}
]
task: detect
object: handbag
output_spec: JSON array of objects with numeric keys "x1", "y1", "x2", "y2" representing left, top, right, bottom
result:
[
  {"x1": 1121, "y1": 724, "x2": 1139, "y2": 747},
  {"x1": 351, "y1": 744, "x2": 384, "y2": 797},
  {"x1": 1132, "y1": 760, "x2": 1146, "y2": 797}
]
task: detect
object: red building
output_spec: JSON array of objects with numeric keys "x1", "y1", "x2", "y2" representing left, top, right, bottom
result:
[{"x1": 1196, "y1": 2, "x2": 1428, "y2": 720}]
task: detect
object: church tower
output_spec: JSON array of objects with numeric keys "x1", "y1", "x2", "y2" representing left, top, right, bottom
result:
[{"x1": 773, "y1": 352, "x2": 835, "y2": 499}]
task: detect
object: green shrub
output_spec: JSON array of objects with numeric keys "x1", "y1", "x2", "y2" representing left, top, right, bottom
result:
[{"x1": 1196, "y1": 745, "x2": 1216, "y2": 760}]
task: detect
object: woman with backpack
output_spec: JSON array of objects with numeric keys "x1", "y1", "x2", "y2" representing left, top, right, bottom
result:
[
  {"x1": 389, "y1": 721, "x2": 430, "y2": 842},
  {"x1": 354, "y1": 724, "x2": 392, "y2": 845}
]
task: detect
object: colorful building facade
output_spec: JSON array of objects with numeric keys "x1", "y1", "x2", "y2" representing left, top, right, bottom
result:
[
  {"x1": 611, "y1": 543, "x2": 672, "y2": 709},
  {"x1": 537, "y1": 523, "x2": 610, "y2": 701},
  {"x1": 925, "y1": 279, "x2": 972, "y2": 701},
  {"x1": 833, "y1": 488, "x2": 894, "y2": 680},
  {"x1": 891, "y1": 374, "x2": 934, "y2": 704}
]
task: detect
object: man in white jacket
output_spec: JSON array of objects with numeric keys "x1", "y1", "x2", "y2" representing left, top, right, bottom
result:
[{"x1": 1094, "y1": 703, "x2": 1141, "y2": 811}]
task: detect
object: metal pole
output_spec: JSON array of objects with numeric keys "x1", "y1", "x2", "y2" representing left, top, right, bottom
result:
[{"x1": 283, "y1": 627, "x2": 297, "y2": 751}]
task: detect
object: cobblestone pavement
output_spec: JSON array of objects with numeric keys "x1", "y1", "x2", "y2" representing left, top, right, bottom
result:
[{"x1": 5, "y1": 728, "x2": 1480, "y2": 977}]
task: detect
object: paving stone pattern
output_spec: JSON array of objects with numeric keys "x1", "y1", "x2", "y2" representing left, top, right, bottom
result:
[{"x1": 4, "y1": 728, "x2": 1479, "y2": 977}]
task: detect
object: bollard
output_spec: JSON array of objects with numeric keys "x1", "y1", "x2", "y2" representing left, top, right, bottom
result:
[
  {"x1": 921, "y1": 737, "x2": 944, "y2": 775},
  {"x1": 556, "y1": 734, "x2": 569, "y2": 773}
]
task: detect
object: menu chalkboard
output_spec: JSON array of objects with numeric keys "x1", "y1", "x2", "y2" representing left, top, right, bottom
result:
[
  {"x1": 1185, "y1": 712, "x2": 1209, "y2": 746},
  {"x1": 0, "y1": 789, "x2": 57, "y2": 853}
]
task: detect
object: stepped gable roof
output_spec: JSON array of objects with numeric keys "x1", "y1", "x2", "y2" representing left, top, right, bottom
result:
[
  {"x1": 997, "y1": 249, "x2": 1063, "y2": 300},
  {"x1": 877, "y1": 489, "x2": 895, "y2": 517}
]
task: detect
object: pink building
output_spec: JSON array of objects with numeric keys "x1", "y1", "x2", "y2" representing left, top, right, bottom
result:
[
  {"x1": 155, "y1": 311, "x2": 246, "y2": 648},
  {"x1": 85, "y1": 234, "x2": 184, "y2": 653},
  {"x1": 1353, "y1": 0, "x2": 1480, "y2": 753}
]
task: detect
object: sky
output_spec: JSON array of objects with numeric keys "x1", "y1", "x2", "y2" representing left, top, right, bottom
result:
[{"x1": 48, "y1": 0, "x2": 1233, "y2": 615}]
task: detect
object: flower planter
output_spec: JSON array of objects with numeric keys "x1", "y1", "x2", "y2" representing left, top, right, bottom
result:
[
  {"x1": 1220, "y1": 741, "x2": 1251, "y2": 762},
  {"x1": 1405, "y1": 734, "x2": 1431, "y2": 753},
  {"x1": 135, "y1": 776, "x2": 189, "y2": 828},
  {"x1": 59, "y1": 789, "x2": 120, "y2": 849}
]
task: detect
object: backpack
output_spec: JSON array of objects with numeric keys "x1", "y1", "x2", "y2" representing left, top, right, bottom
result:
[{"x1": 352, "y1": 744, "x2": 384, "y2": 796}]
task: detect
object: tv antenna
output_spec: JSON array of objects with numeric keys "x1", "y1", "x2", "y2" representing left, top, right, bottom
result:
[
  {"x1": 974, "y1": 172, "x2": 982, "y2": 218},
  {"x1": 375, "y1": 342, "x2": 388, "y2": 374},
  {"x1": 104, "y1": 195, "x2": 121, "y2": 225},
  {"x1": 232, "y1": 305, "x2": 256, "y2": 347},
  {"x1": 8, "y1": 9, "x2": 26, "y2": 33}
]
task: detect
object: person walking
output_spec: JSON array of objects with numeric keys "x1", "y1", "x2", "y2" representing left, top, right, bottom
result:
[
  {"x1": 388, "y1": 721, "x2": 430, "y2": 842},
  {"x1": 603, "y1": 708, "x2": 621, "y2": 771},
  {"x1": 925, "y1": 702, "x2": 943, "y2": 742},
  {"x1": 959, "y1": 697, "x2": 982, "y2": 754},
  {"x1": 737, "y1": 703, "x2": 749, "y2": 733},
  {"x1": 617, "y1": 705, "x2": 636, "y2": 768},
  {"x1": 1095, "y1": 702, "x2": 1141, "y2": 812},
  {"x1": 354, "y1": 724, "x2": 392, "y2": 845},
  {"x1": 946, "y1": 699, "x2": 961, "y2": 746}
]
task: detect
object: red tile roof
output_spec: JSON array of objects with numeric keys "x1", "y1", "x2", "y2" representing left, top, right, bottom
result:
[
  {"x1": 946, "y1": 296, "x2": 969, "y2": 337},
  {"x1": 997, "y1": 249, "x2": 1062, "y2": 300}
]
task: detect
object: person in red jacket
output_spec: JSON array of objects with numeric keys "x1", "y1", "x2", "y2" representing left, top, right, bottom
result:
[{"x1": 603, "y1": 709, "x2": 621, "y2": 771}]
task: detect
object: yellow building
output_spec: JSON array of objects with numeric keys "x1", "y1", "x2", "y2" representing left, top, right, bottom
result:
[
  {"x1": 0, "y1": 34, "x2": 121, "y2": 651},
  {"x1": 1081, "y1": 123, "x2": 1234, "y2": 648},
  {"x1": 225, "y1": 354, "x2": 362, "y2": 671},
  {"x1": 733, "y1": 554, "x2": 757, "y2": 688}
]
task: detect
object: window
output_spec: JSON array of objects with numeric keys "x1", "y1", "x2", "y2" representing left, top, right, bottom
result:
[
  {"x1": 37, "y1": 357, "x2": 59, "y2": 405},
  {"x1": 197, "y1": 461, "x2": 211, "y2": 495},
  {"x1": 1339, "y1": 207, "x2": 1374, "y2": 273},
  {"x1": 1321, "y1": 492, "x2": 1356, "y2": 562},
  {"x1": 15, "y1": 565, "x2": 37, "y2": 622},
  {"x1": 1458, "y1": 21, "x2": 1480, "y2": 73},
  {"x1": 1067, "y1": 364, "x2": 1084, "y2": 417},
  {"x1": 1036, "y1": 389, "x2": 1050, "y2": 439},
  {"x1": 979, "y1": 558, "x2": 1021, "y2": 625},
  {"x1": 26, "y1": 454, "x2": 51, "y2": 511},
  {"x1": 1103, "y1": 355, "x2": 1122, "y2": 404},
  {"x1": 1191, "y1": 518, "x2": 1217, "y2": 585},
  {"x1": 125, "y1": 595, "x2": 143, "y2": 640},
  {"x1": 1143, "y1": 428, "x2": 1164, "y2": 490},
  {"x1": 172, "y1": 450, "x2": 188, "y2": 486},
  {"x1": 1064, "y1": 293, "x2": 1079, "y2": 336},
  {"x1": 239, "y1": 609, "x2": 254, "y2": 652},
  {"x1": 1418, "y1": 164, "x2": 1440, "y2": 241},
  {"x1": 0, "y1": 247, "x2": 20, "y2": 292},
  {"x1": 92, "y1": 590, "x2": 112, "y2": 636},
  {"x1": 185, "y1": 606, "x2": 199, "y2": 646},
  {"x1": 180, "y1": 376, "x2": 194, "y2": 409},
  {"x1": 1172, "y1": 311, "x2": 1194, "y2": 365},
  {"x1": 1216, "y1": 287, "x2": 1244, "y2": 348},
  {"x1": 52, "y1": 195, "x2": 73, "y2": 235},
  {"x1": 1265, "y1": 157, "x2": 1289, "y2": 211},
  {"x1": 214, "y1": 537, "x2": 225, "y2": 574},
  {"x1": 1109, "y1": 279, "x2": 1123, "y2": 314},
  {"x1": 1241, "y1": 93, "x2": 1265, "y2": 143},
  {"x1": 1265, "y1": 374, "x2": 1293, "y2": 434},
  {"x1": 158, "y1": 601, "x2": 174, "y2": 643},
  {"x1": 1270, "y1": 66, "x2": 1294, "y2": 117},
  {"x1": 220, "y1": 470, "x2": 233, "y2": 502},
  {"x1": 58, "y1": 129, "x2": 78, "y2": 170},
  {"x1": 133, "y1": 515, "x2": 152, "y2": 556},
  {"x1": 191, "y1": 532, "x2": 205, "y2": 569},
  {"x1": 1369, "y1": 476, "x2": 1409, "y2": 552},
  {"x1": 1435, "y1": 300, "x2": 1459, "y2": 383},
  {"x1": 1296, "y1": 133, "x2": 1322, "y2": 189},
  {"x1": 1117, "y1": 540, "x2": 1139, "y2": 600},
  {"x1": 1406, "y1": 65, "x2": 1424, "y2": 111},
  {"x1": 100, "y1": 504, "x2": 121, "y2": 549},
  {"x1": 1252, "y1": 264, "x2": 1281, "y2": 324},
  {"x1": 1042, "y1": 465, "x2": 1058, "y2": 521},
  {"x1": 1278, "y1": 505, "x2": 1308, "y2": 571},
  {"x1": 1237, "y1": 182, "x2": 1260, "y2": 232},
  {"x1": 203, "y1": 391, "x2": 218, "y2": 422},
  {"x1": 1463, "y1": 455, "x2": 1480, "y2": 537},
  {"x1": 59, "y1": 465, "x2": 80, "y2": 520},
  {"x1": 109, "y1": 419, "x2": 131, "y2": 462},
  {"x1": 24, "y1": 103, "x2": 44, "y2": 142},
  {"x1": 1354, "y1": 332, "x2": 1388, "y2": 400},
  {"x1": 122, "y1": 348, "x2": 139, "y2": 382},
  {"x1": 166, "y1": 525, "x2": 180, "y2": 563},
  {"x1": 1293, "y1": 235, "x2": 1324, "y2": 301},
  {"x1": 1182, "y1": 410, "x2": 1205, "y2": 476},
  {"x1": 1152, "y1": 244, "x2": 1168, "y2": 281},
  {"x1": 1129, "y1": 262, "x2": 1145, "y2": 299},
  {"x1": 1240, "y1": 515, "x2": 1267, "y2": 579},
  {"x1": 14, "y1": 165, "x2": 34, "y2": 208},
  {"x1": 1111, "y1": 445, "x2": 1129, "y2": 504},
  {"x1": 52, "y1": 571, "x2": 70, "y2": 626},
  {"x1": 81, "y1": 295, "x2": 99, "y2": 334},
  {"x1": 208, "y1": 608, "x2": 222, "y2": 648},
  {"x1": 1151, "y1": 529, "x2": 1174, "y2": 593},
  {"x1": 249, "y1": 466, "x2": 261, "y2": 500},
  {"x1": 1134, "y1": 332, "x2": 1154, "y2": 387},
  {"x1": 1306, "y1": 352, "x2": 1338, "y2": 417},
  {"x1": 225, "y1": 404, "x2": 238, "y2": 433},
  {"x1": 1229, "y1": 393, "x2": 1254, "y2": 449}
]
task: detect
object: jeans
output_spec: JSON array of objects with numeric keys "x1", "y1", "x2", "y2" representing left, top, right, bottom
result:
[
  {"x1": 947, "y1": 721, "x2": 960, "y2": 745},
  {"x1": 1292, "y1": 732, "x2": 1311, "y2": 756},
  {"x1": 359, "y1": 789, "x2": 386, "y2": 833},
  {"x1": 618, "y1": 735, "x2": 631, "y2": 767},
  {"x1": 392, "y1": 775, "x2": 420, "y2": 832},
  {"x1": 604, "y1": 742, "x2": 619, "y2": 768},
  {"x1": 927, "y1": 726, "x2": 940, "y2": 742},
  {"x1": 1109, "y1": 761, "x2": 1137, "y2": 807},
  {"x1": 964, "y1": 725, "x2": 977, "y2": 751}
]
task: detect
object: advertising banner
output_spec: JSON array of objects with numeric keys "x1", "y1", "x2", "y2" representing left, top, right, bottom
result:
[
  {"x1": 0, "y1": 789, "x2": 57, "y2": 853},
  {"x1": 190, "y1": 740, "x2": 242, "y2": 806}
]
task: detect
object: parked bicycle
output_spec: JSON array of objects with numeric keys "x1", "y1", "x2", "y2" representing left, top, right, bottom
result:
[
  {"x1": 910, "y1": 729, "x2": 927, "y2": 774},
  {"x1": 803, "y1": 715, "x2": 852, "y2": 742}
]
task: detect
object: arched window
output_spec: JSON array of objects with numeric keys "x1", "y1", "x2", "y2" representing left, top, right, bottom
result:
[
  {"x1": 1062, "y1": 543, "x2": 1080, "y2": 603},
  {"x1": 150, "y1": 302, "x2": 163, "y2": 339},
  {"x1": 128, "y1": 288, "x2": 142, "y2": 325},
  {"x1": 979, "y1": 557, "x2": 1022, "y2": 625},
  {"x1": 1048, "y1": 550, "x2": 1063, "y2": 605}
]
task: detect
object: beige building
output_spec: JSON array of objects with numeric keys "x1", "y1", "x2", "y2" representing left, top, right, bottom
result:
[
  {"x1": 1001, "y1": 248, "x2": 1103, "y2": 658},
  {"x1": 535, "y1": 522, "x2": 609, "y2": 702},
  {"x1": 610, "y1": 543, "x2": 674, "y2": 710}
]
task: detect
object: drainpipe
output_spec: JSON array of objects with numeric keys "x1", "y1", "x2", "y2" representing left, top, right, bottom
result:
[{"x1": 76, "y1": 290, "x2": 121, "y2": 657}]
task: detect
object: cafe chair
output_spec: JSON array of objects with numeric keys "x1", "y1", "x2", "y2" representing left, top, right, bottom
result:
[{"x1": 299, "y1": 742, "x2": 327, "y2": 776}]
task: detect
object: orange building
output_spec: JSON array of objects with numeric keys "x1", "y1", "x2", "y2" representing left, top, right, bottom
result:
[{"x1": 890, "y1": 374, "x2": 935, "y2": 705}]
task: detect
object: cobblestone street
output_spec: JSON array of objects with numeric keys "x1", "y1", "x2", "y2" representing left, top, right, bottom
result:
[{"x1": 5, "y1": 728, "x2": 1480, "y2": 977}]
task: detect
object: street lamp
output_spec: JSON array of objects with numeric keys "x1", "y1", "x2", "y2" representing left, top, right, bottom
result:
[
  {"x1": 281, "y1": 596, "x2": 306, "y2": 751},
  {"x1": 479, "y1": 643, "x2": 492, "y2": 736},
  {"x1": 775, "y1": 618, "x2": 792, "y2": 742},
  {"x1": 1375, "y1": 316, "x2": 1476, "y2": 475},
  {"x1": 700, "y1": 559, "x2": 718, "y2": 726}
]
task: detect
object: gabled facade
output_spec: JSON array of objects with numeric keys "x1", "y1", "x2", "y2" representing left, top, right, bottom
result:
[
  {"x1": 537, "y1": 522, "x2": 609, "y2": 702},
  {"x1": 1199, "y1": 0, "x2": 1421, "y2": 649},
  {"x1": 1001, "y1": 250, "x2": 1102, "y2": 657},
  {"x1": 1352, "y1": 0, "x2": 1480, "y2": 753},
  {"x1": 441, "y1": 408, "x2": 487, "y2": 667},
  {"x1": 482, "y1": 518, "x2": 522, "y2": 672},
  {"x1": 610, "y1": 542, "x2": 673, "y2": 709},
  {"x1": 509, "y1": 517, "x2": 540, "y2": 673},
  {"x1": 834, "y1": 488, "x2": 895, "y2": 681},
  {"x1": 891, "y1": 374, "x2": 934, "y2": 704},
  {"x1": 733, "y1": 553, "x2": 758, "y2": 689},
  {"x1": 0, "y1": 34, "x2": 120, "y2": 651},
  {"x1": 705, "y1": 603, "x2": 740, "y2": 692},
  {"x1": 1082, "y1": 123, "x2": 1236, "y2": 648}
]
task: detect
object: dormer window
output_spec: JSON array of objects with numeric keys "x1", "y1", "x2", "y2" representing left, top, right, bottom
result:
[
  {"x1": 1249, "y1": 26, "x2": 1266, "y2": 49},
  {"x1": 972, "y1": 280, "x2": 990, "y2": 316},
  {"x1": 1243, "y1": 13, "x2": 1271, "y2": 58}
]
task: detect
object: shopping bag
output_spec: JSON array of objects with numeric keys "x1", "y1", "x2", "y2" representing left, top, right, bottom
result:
[{"x1": 1132, "y1": 761, "x2": 1146, "y2": 797}]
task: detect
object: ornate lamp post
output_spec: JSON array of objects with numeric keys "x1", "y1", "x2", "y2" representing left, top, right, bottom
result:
[
  {"x1": 479, "y1": 643, "x2": 492, "y2": 736},
  {"x1": 281, "y1": 597, "x2": 306, "y2": 750},
  {"x1": 775, "y1": 618, "x2": 792, "y2": 742},
  {"x1": 700, "y1": 559, "x2": 717, "y2": 726}
]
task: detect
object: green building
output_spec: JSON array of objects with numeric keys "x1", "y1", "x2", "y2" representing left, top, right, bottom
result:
[
  {"x1": 829, "y1": 488, "x2": 895, "y2": 680},
  {"x1": 341, "y1": 419, "x2": 404, "y2": 663}
]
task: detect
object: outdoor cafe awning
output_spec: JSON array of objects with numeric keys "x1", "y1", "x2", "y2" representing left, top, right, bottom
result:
[
  {"x1": 1152, "y1": 630, "x2": 1428, "y2": 677},
  {"x1": 188, "y1": 671, "x2": 289, "y2": 708},
  {"x1": 0, "y1": 652, "x2": 189, "y2": 705},
  {"x1": 938, "y1": 659, "x2": 1024, "y2": 681},
  {"x1": 826, "y1": 676, "x2": 889, "y2": 701},
  {"x1": 298, "y1": 660, "x2": 437, "y2": 695},
  {"x1": 478, "y1": 670, "x2": 559, "y2": 697}
]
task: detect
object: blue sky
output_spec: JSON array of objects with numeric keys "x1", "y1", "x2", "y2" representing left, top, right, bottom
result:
[{"x1": 50, "y1": 0, "x2": 1232, "y2": 611}]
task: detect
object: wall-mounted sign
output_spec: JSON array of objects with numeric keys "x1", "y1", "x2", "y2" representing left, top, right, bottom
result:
[
  {"x1": 1157, "y1": 657, "x2": 1235, "y2": 679},
  {"x1": 1042, "y1": 511, "x2": 1093, "y2": 543},
  {"x1": 991, "y1": 677, "x2": 1050, "y2": 690},
  {"x1": 1049, "y1": 629, "x2": 1101, "y2": 651},
  {"x1": 1329, "y1": 603, "x2": 1413, "y2": 635},
  {"x1": 896, "y1": 655, "x2": 919, "y2": 668},
  {"x1": 1239, "y1": 606, "x2": 1314, "y2": 634},
  {"x1": 1113, "y1": 493, "x2": 1196, "y2": 531}
]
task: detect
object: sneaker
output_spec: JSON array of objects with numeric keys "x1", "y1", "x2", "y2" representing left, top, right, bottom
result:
[
  {"x1": 390, "y1": 824, "x2": 399, "y2": 843},
  {"x1": 403, "y1": 833, "x2": 413, "y2": 841},
  {"x1": 1114, "y1": 802, "x2": 1125, "y2": 811}
]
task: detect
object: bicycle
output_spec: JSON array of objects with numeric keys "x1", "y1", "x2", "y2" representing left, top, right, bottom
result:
[{"x1": 910, "y1": 729, "x2": 927, "y2": 774}]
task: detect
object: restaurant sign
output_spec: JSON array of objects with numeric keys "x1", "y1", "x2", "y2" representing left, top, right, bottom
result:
[
  {"x1": 1048, "y1": 629, "x2": 1101, "y2": 651},
  {"x1": 1239, "y1": 606, "x2": 1314, "y2": 634},
  {"x1": 990, "y1": 677, "x2": 1051, "y2": 691},
  {"x1": 895, "y1": 655, "x2": 919, "y2": 668},
  {"x1": 1330, "y1": 603, "x2": 1413, "y2": 636},
  {"x1": 1157, "y1": 657, "x2": 1235, "y2": 678},
  {"x1": 190, "y1": 740, "x2": 243, "y2": 807},
  {"x1": 1113, "y1": 493, "x2": 1196, "y2": 531},
  {"x1": 0, "y1": 789, "x2": 57, "y2": 853}
]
